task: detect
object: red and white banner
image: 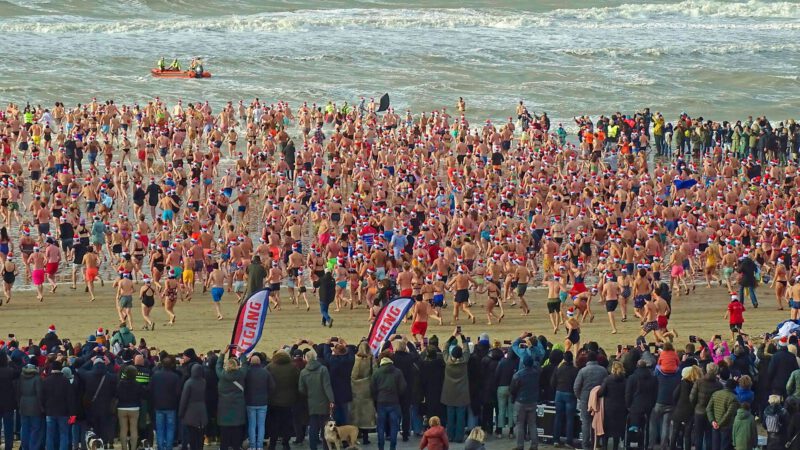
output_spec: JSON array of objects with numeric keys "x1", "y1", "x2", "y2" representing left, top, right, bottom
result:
[
  {"x1": 367, "y1": 296, "x2": 414, "y2": 356},
  {"x1": 230, "y1": 289, "x2": 270, "y2": 356}
]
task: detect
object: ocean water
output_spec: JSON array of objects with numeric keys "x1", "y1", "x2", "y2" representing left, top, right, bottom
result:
[{"x1": 0, "y1": 0, "x2": 798, "y2": 124}]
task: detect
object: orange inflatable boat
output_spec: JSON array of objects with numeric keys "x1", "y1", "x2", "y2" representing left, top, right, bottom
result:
[{"x1": 151, "y1": 69, "x2": 212, "y2": 79}]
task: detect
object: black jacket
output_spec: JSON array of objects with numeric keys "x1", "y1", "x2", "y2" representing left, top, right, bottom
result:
[
  {"x1": 150, "y1": 367, "x2": 181, "y2": 411},
  {"x1": 494, "y1": 354, "x2": 518, "y2": 388},
  {"x1": 116, "y1": 377, "x2": 146, "y2": 409},
  {"x1": 391, "y1": 348, "x2": 418, "y2": 404},
  {"x1": 552, "y1": 363, "x2": 580, "y2": 393},
  {"x1": 599, "y1": 373, "x2": 627, "y2": 438},
  {"x1": 626, "y1": 367, "x2": 657, "y2": 414},
  {"x1": 0, "y1": 364, "x2": 18, "y2": 413},
  {"x1": 481, "y1": 349, "x2": 503, "y2": 404},
  {"x1": 42, "y1": 372, "x2": 74, "y2": 417},
  {"x1": 418, "y1": 350, "x2": 445, "y2": 417},
  {"x1": 244, "y1": 364, "x2": 275, "y2": 407},
  {"x1": 768, "y1": 348, "x2": 799, "y2": 397},
  {"x1": 79, "y1": 363, "x2": 117, "y2": 416},
  {"x1": 672, "y1": 379, "x2": 694, "y2": 423}
]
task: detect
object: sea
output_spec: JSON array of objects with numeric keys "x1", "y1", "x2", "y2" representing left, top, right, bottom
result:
[{"x1": 0, "y1": 0, "x2": 798, "y2": 127}]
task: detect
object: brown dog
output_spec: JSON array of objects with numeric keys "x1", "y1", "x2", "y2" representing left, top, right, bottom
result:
[{"x1": 324, "y1": 420, "x2": 360, "y2": 450}]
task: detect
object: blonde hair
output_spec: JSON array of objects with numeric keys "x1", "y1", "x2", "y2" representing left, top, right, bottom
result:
[
  {"x1": 683, "y1": 365, "x2": 702, "y2": 383},
  {"x1": 224, "y1": 356, "x2": 240, "y2": 372},
  {"x1": 467, "y1": 427, "x2": 485, "y2": 443},
  {"x1": 428, "y1": 416, "x2": 441, "y2": 427},
  {"x1": 738, "y1": 375, "x2": 752, "y2": 389},
  {"x1": 610, "y1": 361, "x2": 625, "y2": 377},
  {"x1": 305, "y1": 349, "x2": 317, "y2": 362}
]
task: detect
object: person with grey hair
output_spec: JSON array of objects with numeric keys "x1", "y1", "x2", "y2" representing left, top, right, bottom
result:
[
  {"x1": 573, "y1": 351, "x2": 607, "y2": 450},
  {"x1": 299, "y1": 350, "x2": 334, "y2": 450}
]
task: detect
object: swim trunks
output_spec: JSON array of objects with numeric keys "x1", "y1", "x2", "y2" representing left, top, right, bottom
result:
[
  {"x1": 211, "y1": 287, "x2": 224, "y2": 302},
  {"x1": 411, "y1": 321, "x2": 428, "y2": 336},
  {"x1": 118, "y1": 295, "x2": 133, "y2": 309},
  {"x1": 547, "y1": 299, "x2": 561, "y2": 314},
  {"x1": 605, "y1": 300, "x2": 619, "y2": 312}
]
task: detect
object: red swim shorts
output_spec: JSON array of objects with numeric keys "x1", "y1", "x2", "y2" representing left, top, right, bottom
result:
[
  {"x1": 410, "y1": 321, "x2": 428, "y2": 337},
  {"x1": 45, "y1": 262, "x2": 59, "y2": 276}
]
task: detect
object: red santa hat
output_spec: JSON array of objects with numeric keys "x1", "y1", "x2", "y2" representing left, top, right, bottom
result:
[
  {"x1": 96, "y1": 327, "x2": 104, "y2": 336},
  {"x1": 779, "y1": 336, "x2": 789, "y2": 347},
  {"x1": 48, "y1": 324, "x2": 56, "y2": 333}
]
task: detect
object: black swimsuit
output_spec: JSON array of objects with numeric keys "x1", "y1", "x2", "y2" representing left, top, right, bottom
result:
[
  {"x1": 3, "y1": 268, "x2": 15, "y2": 284},
  {"x1": 141, "y1": 286, "x2": 155, "y2": 308}
]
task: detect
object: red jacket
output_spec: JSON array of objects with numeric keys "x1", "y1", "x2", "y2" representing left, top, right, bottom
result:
[{"x1": 420, "y1": 425, "x2": 449, "y2": 450}]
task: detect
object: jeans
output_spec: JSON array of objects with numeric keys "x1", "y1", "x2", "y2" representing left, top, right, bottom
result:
[
  {"x1": 445, "y1": 406, "x2": 466, "y2": 443},
  {"x1": 308, "y1": 414, "x2": 328, "y2": 450},
  {"x1": 20, "y1": 415, "x2": 43, "y2": 450},
  {"x1": 514, "y1": 402, "x2": 538, "y2": 450},
  {"x1": 694, "y1": 414, "x2": 712, "y2": 450},
  {"x1": 496, "y1": 387, "x2": 514, "y2": 431},
  {"x1": 319, "y1": 301, "x2": 331, "y2": 324},
  {"x1": 410, "y1": 405, "x2": 423, "y2": 436},
  {"x1": 155, "y1": 410, "x2": 176, "y2": 450},
  {"x1": 711, "y1": 426, "x2": 732, "y2": 450},
  {"x1": 649, "y1": 403, "x2": 673, "y2": 449},
  {"x1": 580, "y1": 407, "x2": 592, "y2": 450},
  {"x1": 247, "y1": 406, "x2": 268, "y2": 450},
  {"x1": 376, "y1": 405, "x2": 400, "y2": 450},
  {"x1": 332, "y1": 403, "x2": 349, "y2": 426},
  {"x1": 553, "y1": 391, "x2": 577, "y2": 446},
  {"x1": 0, "y1": 410, "x2": 14, "y2": 450},
  {"x1": 45, "y1": 416, "x2": 69, "y2": 450},
  {"x1": 738, "y1": 285, "x2": 758, "y2": 307}
]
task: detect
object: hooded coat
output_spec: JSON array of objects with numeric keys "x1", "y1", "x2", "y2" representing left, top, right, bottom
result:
[
  {"x1": 18, "y1": 365, "x2": 42, "y2": 416},
  {"x1": 179, "y1": 364, "x2": 208, "y2": 428},
  {"x1": 441, "y1": 339, "x2": 470, "y2": 407},
  {"x1": 732, "y1": 408, "x2": 757, "y2": 450},
  {"x1": 418, "y1": 348, "x2": 445, "y2": 420},
  {"x1": 298, "y1": 359, "x2": 334, "y2": 416},
  {"x1": 110, "y1": 326, "x2": 136, "y2": 350},
  {"x1": 215, "y1": 355, "x2": 249, "y2": 427},
  {"x1": 266, "y1": 351, "x2": 299, "y2": 408},
  {"x1": 350, "y1": 342, "x2": 376, "y2": 429}
]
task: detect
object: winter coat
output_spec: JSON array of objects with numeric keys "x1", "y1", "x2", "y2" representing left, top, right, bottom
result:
[
  {"x1": 244, "y1": 364, "x2": 275, "y2": 407},
  {"x1": 732, "y1": 408, "x2": 757, "y2": 450},
  {"x1": 706, "y1": 389, "x2": 739, "y2": 429},
  {"x1": 266, "y1": 351, "x2": 299, "y2": 407},
  {"x1": 574, "y1": 361, "x2": 607, "y2": 409},
  {"x1": 672, "y1": 379, "x2": 695, "y2": 423},
  {"x1": 655, "y1": 369, "x2": 681, "y2": 405},
  {"x1": 79, "y1": 362, "x2": 117, "y2": 417},
  {"x1": 625, "y1": 367, "x2": 657, "y2": 415},
  {"x1": 215, "y1": 355, "x2": 249, "y2": 426},
  {"x1": 324, "y1": 346, "x2": 355, "y2": 405},
  {"x1": 420, "y1": 425, "x2": 449, "y2": 450},
  {"x1": 350, "y1": 344, "x2": 376, "y2": 429},
  {"x1": 441, "y1": 339, "x2": 470, "y2": 407},
  {"x1": 179, "y1": 364, "x2": 208, "y2": 428},
  {"x1": 480, "y1": 348, "x2": 503, "y2": 405},
  {"x1": 786, "y1": 369, "x2": 800, "y2": 398},
  {"x1": 370, "y1": 362, "x2": 406, "y2": 406},
  {"x1": 115, "y1": 376, "x2": 146, "y2": 409},
  {"x1": 598, "y1": 374, "x2": 627, "y2": 438},
  {"x1": 510, "y1": 365, "x2": 541, "y2": 405},
  {"x1": 392, "y1": 347, "x2": 418, "y2": 404},
  {"x1": 0, "y1": 364, "x2": 18, "y2": 413},
  {"x1": 691, "y1": 374, "x2": 721, "y2": 416},
  {"x1": 418, "y1": 350, "x2": 445, "y2": 420},
  {"x1": 110, "y1": 327, "x2": 136, "y2": 350},
  {"x1": 41, "y1": 371, "x2": 74, "y2": 417},
  {"x1": 298, "y1": 359, "x2": 334, "y2": 415},
  {"x1": 150, "y1": 366, "x2": 181, "y2": 411},
  {"x1": 18, "y1": 366, "x2": 42, "y2": 416}
]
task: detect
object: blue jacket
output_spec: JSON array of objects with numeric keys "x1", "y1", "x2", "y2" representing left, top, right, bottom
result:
[
  {"x1": 510, "y1": 365, "x2": 541, "y2": 405},
  {"x1": 511, "y1": 337, "x2": 545, "y2": 370},
  {"x1": 655, "y1": 368, "x2": 681, "y2": 405}
]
